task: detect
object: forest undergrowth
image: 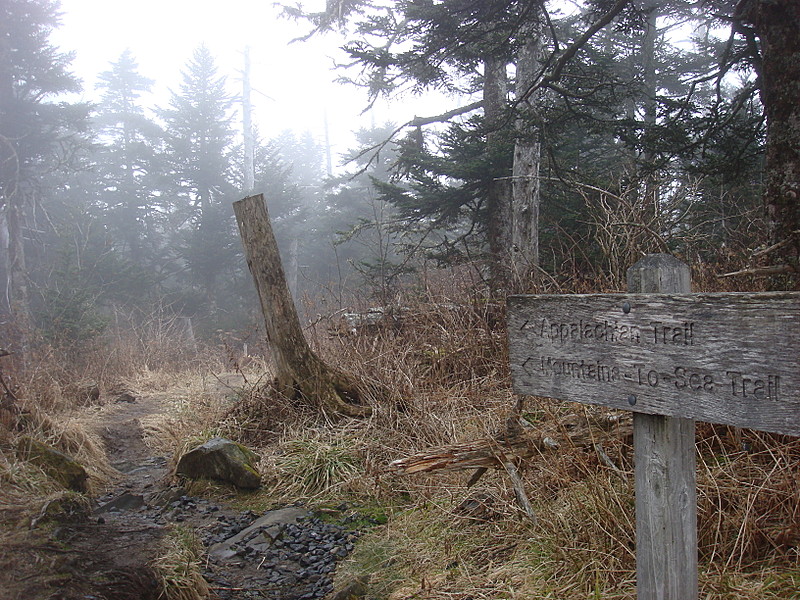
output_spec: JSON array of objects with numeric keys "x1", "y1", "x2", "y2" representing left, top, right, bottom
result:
[{"x1": 1, "y1": 265, "x2": 798, "y2": 600}]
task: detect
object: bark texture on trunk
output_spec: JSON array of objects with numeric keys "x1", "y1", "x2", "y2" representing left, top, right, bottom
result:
[
  {"x1": 743, "y1": 0, "x2": 800, "y2": 287},
  {"x1": 0, "y1": 25, "x2": 28, "y2": 331},
  {"x1": 483, "y1": 56, "x2": 513, "y2": 296},
  {"x1": 511, "y1": 18, "x2": 543, "y2": 288},
  {"x1": 640, "y1": 4, "x2": 661, "y2": 236},
  {"x1": 234, "y1": 194, "x2": 371, "y2": 417},
  {"x1": 6, "y1": 200, "x2": 29, "y2": 332}
]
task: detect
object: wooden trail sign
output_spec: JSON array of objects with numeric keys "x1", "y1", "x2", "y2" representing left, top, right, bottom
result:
[
  {"x1": 508, "y1": 291, "x2": 800, "y2": 437},
  {"x1": 508, "y1": 254, "x2": 800, "y2": 600}
]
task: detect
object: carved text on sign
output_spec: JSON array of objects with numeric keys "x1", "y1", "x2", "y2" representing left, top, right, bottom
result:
[
  {"x1": 508, "y1": 292, "x2": 800, "y2": 436},
  {"x1": 520, "y1": 317, "x2": 695, "y2": 347}
]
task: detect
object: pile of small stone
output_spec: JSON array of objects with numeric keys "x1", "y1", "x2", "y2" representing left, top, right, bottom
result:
[
  {"x1": 94, "y1": 483, "x2": 370, "y2": 600},
  {"x1": 200, "y1": 507, "x2": 258, "y2": 542},
  {"x1": 162, "y1": 494, "x2": 223, "y2": 522},
  {"x1": 203, "y1": 508, "x2": 361, "y2": 600}
]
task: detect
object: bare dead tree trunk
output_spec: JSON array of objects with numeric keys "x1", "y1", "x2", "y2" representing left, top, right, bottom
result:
[
  {"x1": 287, "y1": 236, "x2": 299, "y2": 301},
  {"x1": 640, "y1": 3, "x2": 660, "y2": 231},
  {"x1": 234, "y1": 194, "x2": 371, "y2": 417},
  {"x1": 6, "y1": 200, "x2": 29, "y2": 330},
  {"x1": 242, "y1": 46, "x2": 255, "y2": 195},
  {"x1": 511, "y1": 17, "x2": 543, "y2": 288},
  {"x1": 484, "y1": 56, "x2": 512, "y2": 295}
]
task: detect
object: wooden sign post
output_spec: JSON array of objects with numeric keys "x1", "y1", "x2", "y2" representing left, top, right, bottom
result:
[
  {"x1": 508, "y1": 254, "x2": 800, "y2": 600},
  {"x1": 628, "y1": 255, "x2": 696, "y2": 600}
]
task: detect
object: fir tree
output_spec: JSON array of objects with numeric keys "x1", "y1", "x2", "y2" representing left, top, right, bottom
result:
[
  {"x1": 287, "y1": 0, "x2": 633, "y2": 292},
  {"x1": 159, "y1": 45, "x2": 237, "y2": 313},
  {"x1": 94, "y1": 49, "x2": 163, "y2": 267},
  {"x1": 0, "y1": 0, "x2": 89, "y2": 334}
]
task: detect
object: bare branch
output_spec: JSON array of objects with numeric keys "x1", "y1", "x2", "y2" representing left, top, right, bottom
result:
[
  {"x1": 409, "y1": 100, "x2": 483, "y2": 127},
  {"x1": 519, "y1": 0, "x2": 631, "y2": 104},
  {"x1": 345, "y1": 101, "x2": 484, "y2": 175},
  {"x1": 719, "y1": 264, "x2": 797, "y2": 278},
  {"x1": 752, "y1": 231, "x2": 800, "y2": 258}
]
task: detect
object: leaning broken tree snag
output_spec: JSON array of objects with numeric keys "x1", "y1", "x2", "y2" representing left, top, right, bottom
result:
[{"x1": 233, "y1": 194, "x2": 371, "y2": 418}]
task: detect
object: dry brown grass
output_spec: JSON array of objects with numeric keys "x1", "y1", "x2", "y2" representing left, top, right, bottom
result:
[
  {"x1": 4, "y1": 263, "x2": 797, "y2": 600},
  {"x1": 326, "y1": 413, "x2": 798, "y2": 599},
  {"x1": 42, "y1": 264, "x2": 787, "y2": 600},
  {"x1": 256, "y1": 268, "x2": 798, "y2": 600},
  {"x1": 696, "y1": 426, "x2": 800, "y2": 567},
  {"x1": 0, "y1": 313, "x2": 239, "y2": 513},
  {"x1": 0, "y1": 318, "x2": 239, "y2": 600},
  {"x1": 152, "y1": 525, "x2": 210, "y2": 600},
  {"x1": 0, "y1": 399, "x2": 114, "y2": 512}
]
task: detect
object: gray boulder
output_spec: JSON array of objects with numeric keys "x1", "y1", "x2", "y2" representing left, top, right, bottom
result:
[
  {"x1": 208, "y1": 506, "x2": 307, "y2": 560},
  {"x1": 176, "y1": 437, "x2": 261, "y2": 489}
]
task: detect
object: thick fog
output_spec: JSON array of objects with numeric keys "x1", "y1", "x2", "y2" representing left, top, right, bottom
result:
[{"x1": 2, "y1": 0, "x2": 779, "y2": 350}]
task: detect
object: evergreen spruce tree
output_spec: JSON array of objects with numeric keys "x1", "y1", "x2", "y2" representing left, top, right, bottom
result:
[
  {"x1": 287, "y1": 0, "x2": 633, "y2": 293},
  {"x1": 734, "y1": 0, "x2": 800, "y2": 286},
  {"x1": 0, "y1": 0, "x2": 88, "y2": 337},
  {"x1": 270, "y1": 129, "x2": 325, "y2": 299},
  {"x1": 338, "y1": 0, "x2": 541, "y2": 293},
  {"x1": 93, "y1": 49, "x2": 164, "y2": 268},
  {"x1": 159, "y1": 45, "x2": 237, "y2": 315},
  {"x1": 323, "y1": 123, "x2": 408, "y2": 303}
]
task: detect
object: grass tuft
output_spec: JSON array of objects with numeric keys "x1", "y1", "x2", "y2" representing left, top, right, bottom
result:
[
  {"x1": 274, "y1": 432, "x2": 364, "y2": 499},
  {"x1": 152, "y1": 525, "x2": 209, "y2": 600}
]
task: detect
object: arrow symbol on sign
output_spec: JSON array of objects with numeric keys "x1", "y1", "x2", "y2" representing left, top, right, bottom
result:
[{"x1": 521, "y1": 357, "x2": 537, "y2": 376}]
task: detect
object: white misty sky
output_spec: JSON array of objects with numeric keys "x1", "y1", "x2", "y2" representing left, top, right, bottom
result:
[{"x1": 50, "y1": 0, "x2": 446, "y2": 169}]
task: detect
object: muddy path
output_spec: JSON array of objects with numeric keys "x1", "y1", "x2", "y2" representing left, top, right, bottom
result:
[
  {"x1": 1, "y1": 390, "x2": 172, "y2": 600},
  {"x1": 3, "y1": 380, "x2": 363, "y2": 600},
  {"x1": 52, "y1": 390, "x2": 178, "y2": 599}
]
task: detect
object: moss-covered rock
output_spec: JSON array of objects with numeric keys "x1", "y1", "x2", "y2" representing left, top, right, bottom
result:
[
  {"x1": 176, "y1": 437, "x2": 261, "y2": 489},
  {"x1": 32, "y1": 491, "x2": 92, "y2": 527},
  {"x1": 16, "y1": 436, "x2": 88, "y2": 492}
]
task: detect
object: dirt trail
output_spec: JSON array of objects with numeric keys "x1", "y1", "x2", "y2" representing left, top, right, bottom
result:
[
  {"x1": 0, "y1": 390, "x2": 172, "y2": 600},
  {"x1": 3, "y1": 383, "x2": 222, "y2": 599},
  {"x1": 53, "y1": 391, "x2": 173, "y2": 599},
  {"x1": 2, "y1": 377, "x2": 361, "y2": 600}
]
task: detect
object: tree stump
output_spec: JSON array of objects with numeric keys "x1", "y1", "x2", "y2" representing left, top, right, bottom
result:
[{"x1": 233, "y1": 194, "x2": 371, "y2": 418}]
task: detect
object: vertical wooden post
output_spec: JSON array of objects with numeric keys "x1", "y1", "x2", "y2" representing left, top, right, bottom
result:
[{"x1": 627, "y1": 254, "x2": 698, "y2": 600}]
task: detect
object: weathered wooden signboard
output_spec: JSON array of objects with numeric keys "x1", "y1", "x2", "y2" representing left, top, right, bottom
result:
[
  {"x1": 508, "y1": 254, "x2": 800, "y2": 600},
  {"x1": 508, "y1": 291, "x2": 800, "y2": 436}
]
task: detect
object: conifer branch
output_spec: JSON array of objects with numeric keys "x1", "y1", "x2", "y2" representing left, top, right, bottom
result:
[{"x1": 519, "y1": 0, "x2": 630, "y2": 104}]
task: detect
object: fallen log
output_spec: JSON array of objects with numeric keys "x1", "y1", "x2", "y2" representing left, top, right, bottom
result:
[
  {"x1": 389, "y1": 410, "x2": 633, "y2": 475},
  {"x1": 388, "y1": 409, "x2": 633, "y2": 521}
]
